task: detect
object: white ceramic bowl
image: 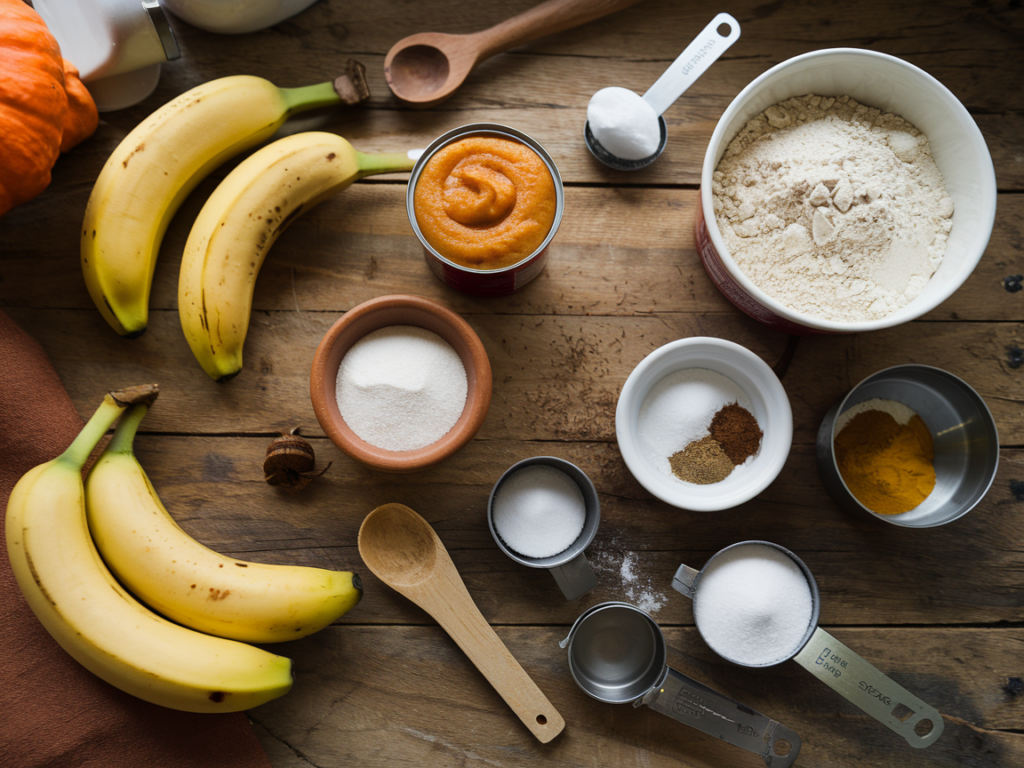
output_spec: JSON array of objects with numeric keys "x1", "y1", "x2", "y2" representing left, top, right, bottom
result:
[
  {"x1": 615, "y1": 338, "x2": 792, "y2": 511},
  {"x1": 696, "y1": 48, "x2": 997, "y2": 334}
]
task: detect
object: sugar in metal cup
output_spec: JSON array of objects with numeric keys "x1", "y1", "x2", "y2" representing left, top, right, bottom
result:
[
  {"x1": 407, "y1": 123, "x2": 564, "y2": 297},
  {"x1": 674, "y1": 541, "x2": 944, "y2": 748},
  {"x1": 487, "y1": 457, "x2": 599, "y2": 600}
]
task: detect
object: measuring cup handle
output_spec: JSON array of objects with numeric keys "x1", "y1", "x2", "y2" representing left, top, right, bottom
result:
[
  {"x1": 641, "y1": 667, "x2": 801, "y2": 768},
  {"x1": 548, "y1": 551, "x2": 598, "y2": 600},
  {"x1": 793, "y1": 627, "x2": 944, "y2": 748},
  {"x1": 641, "y1": 13, "x2": 741, "y2": 116}
]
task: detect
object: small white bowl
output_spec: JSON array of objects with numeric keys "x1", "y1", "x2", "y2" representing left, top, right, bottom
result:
[
  {"x1": 615, "y1": 338, "x2": 792, "y2": 511},
  {"x1": 697, "y1": 48, "x2": 997, "y2": 334}
]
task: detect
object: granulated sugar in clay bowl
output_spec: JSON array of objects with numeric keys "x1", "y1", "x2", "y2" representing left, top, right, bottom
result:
[
  {"x1": 615, "y1": 337, "x2": 792, "y2": 512},
  {"x1": 695, "y1": 48, "x2": 996, "y2": 335},
  {"x1": 310, "y1": 295, "x2": 492, "y2": 473}
]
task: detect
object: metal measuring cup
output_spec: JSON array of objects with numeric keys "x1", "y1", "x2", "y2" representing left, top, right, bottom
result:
[
  {"x1": 560, "y1": 602, "x2": 801, "y2": 767},
  {"x1": 487, "y1": 457, "x2": 599, "y2": 600},
  {"x1": 673, "y1": 541, "x2": 944, "y2": 748},
  {"x1": 584, "y1": 13, "x2": 741, "y2": 170}
]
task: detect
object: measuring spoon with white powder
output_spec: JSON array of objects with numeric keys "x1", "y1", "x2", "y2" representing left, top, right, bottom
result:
[
  {"x1": 673, "y1": 541, "x2": 945, "y2": 749},
  {"x1": 585, "y1": 13, "x2": 740, "y2": 170}
]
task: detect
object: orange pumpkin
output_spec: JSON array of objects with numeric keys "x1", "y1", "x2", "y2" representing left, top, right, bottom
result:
[{"x1": 0, "y1": 0, "x2": 99, "y2": 216}]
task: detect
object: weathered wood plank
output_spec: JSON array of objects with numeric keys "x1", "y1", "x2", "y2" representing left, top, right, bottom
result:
[
  {"x1": 5, "y1": 309, "x2": 1020, "y2": 444},
  {"x1": 2, "y1": 186, "x2": 1021, "y2": 323},
  {"x1": 248, "y1": 626, "x2": 1024, "y2": 767},
  {"x1": 108, "y1": 435, "x2": 1024, "y2": 626}
]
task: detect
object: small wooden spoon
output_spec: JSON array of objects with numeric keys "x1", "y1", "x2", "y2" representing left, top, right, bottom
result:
[
  {"x1": 384, "y1": 0, "x2": 642, "y2": 108},
  {"x1": 358, "y1": 503, "x2": 565, "y2": 743}
]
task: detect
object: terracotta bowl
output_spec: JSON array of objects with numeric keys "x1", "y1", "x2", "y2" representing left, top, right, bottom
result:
[{"x1": 310, "y1": 295, "x2": 492, "y2": 472}]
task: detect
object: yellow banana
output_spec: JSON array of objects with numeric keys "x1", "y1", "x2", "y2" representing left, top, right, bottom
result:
[
  {"x1": 177, "y1": 131, "x2": 416, "y2": 381},
  {"x1": 82, "y1": 74, "x2": 357, "y2": 338},
  {"x1": 85, "y1": 403, "x2": 362, "y2": 644},
  {"x1": 4, "y1": 387, "x2": 292, "y2": 713}
]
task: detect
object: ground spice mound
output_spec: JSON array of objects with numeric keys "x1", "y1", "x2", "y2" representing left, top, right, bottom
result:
[
  {"x1": 669, "y1": 436, "x2": 734, "y2": 484},
  {"x1": 709, "y1": 403, "x2": 762, "y2": 464}
]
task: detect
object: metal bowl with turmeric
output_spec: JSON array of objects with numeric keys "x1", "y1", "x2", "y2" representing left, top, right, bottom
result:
[{"x1": 407, "y1": 124, "x2": 564, "y2": 297}]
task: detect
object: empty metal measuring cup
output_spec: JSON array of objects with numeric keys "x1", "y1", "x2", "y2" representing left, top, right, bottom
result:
[
  {"x1": 674, "y1": 541, "x2": 944, "y2": 748},
  {"x1": 584, "y1": 13, "x2": 741, "y2": 170},
  {"x1": 560, "y1": 602, "x2": 801, "y2": 767},
  {"x1": 487, "y1": 457, "x2": 599, "y2": 600}
]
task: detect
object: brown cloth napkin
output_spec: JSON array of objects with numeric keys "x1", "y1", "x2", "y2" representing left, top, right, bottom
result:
[{"x1": 0, "y1": 310, "x2": 273, "y2": 768}]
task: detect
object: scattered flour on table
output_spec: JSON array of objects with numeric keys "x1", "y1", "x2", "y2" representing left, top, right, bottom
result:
[
  {"x1": 712, "y1": 94, "x2": 954, "y2": 322},
  {"x1": 591, "y1": 540, "x2": 668, "y2": 615}
]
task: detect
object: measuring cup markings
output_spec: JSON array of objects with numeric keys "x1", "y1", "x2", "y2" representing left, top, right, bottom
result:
[
  {"x1": 562, "y1": 602, "x2": 802, "y2": 768},
  {"x1": 674, "y1": 541, "x2": 945, "y2": 749}
]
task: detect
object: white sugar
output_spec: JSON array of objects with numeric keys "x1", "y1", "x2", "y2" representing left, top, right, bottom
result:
[
  {"x1": 587, "y1": 86, "x2": 661, "y2": 160},
  {"x1": 335, "y1": 325, "x2": 467, "y2": 452},
  {"x1": 693, "y1": 544, "x2": 814, "y2": 666},
  {"x1": 637, "y1": 368, "x2": 753, "y2": 482},
  {"x1": 492, "y1": 465, "x2": 586, "y2": 559}
]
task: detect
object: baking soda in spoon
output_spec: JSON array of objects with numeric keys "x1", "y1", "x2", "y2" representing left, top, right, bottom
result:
[
  {"x1": 586, "y1": 13, "x2": 741, "y2": 168},
  {"x1": 492, "y1": 465, "x2": 586, "y2": 558}
]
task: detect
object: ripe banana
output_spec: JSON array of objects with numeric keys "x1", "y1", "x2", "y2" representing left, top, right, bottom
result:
[
  {"x1": 5, "y1": 386, "x2": 293, "y2": 713},
  {"x1": 178, "y1": 131, "x2": 416, "y2": 381},
  {"x1": 85, "y1": 403, "x2": 362, "y2": 643},
  {"x1": 82, "y1": 73, "x2": 360, "y2": 338}
]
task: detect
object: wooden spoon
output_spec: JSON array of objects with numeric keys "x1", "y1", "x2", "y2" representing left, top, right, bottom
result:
[
  {"x1": 384, "y1": 0, "x2": 642, "y2": 108},
  {"x1": 357, "y1": 503, "x2": 565, "y2": 743}
]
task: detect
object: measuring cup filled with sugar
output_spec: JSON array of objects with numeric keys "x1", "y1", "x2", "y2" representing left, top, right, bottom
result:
[
  {"x1": 487, "y1": 457, "x2": 600, "y2": 600},
  {"x1": 560, "y1": 602, "x2": 802, "y2": 767},
  {"x1": 584, "y1": 13, "x2": 741, "y2": 170},
  {"x1": 673, "y1": 541, "x2": 944, "y2": 748}
]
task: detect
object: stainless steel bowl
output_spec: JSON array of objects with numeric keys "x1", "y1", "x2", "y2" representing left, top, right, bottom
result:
[{"x1": 816, "y1": 364, "x2": 999, "y2": 527}]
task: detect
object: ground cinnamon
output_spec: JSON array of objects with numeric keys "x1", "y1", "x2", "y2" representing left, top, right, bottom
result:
[{"x1": 709, "y1": 403, "x2": 762, "y2": 464}]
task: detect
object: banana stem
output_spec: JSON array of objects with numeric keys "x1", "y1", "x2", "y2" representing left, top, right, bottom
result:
[
  {"x1": 60, "y1": 397, "x2": 130, "y2": 470},
  {"x1": 279, "y1": 81, "x2": 344, "y2": 114},
  {"x1": 356, "y1": 151, "x2": 418, "y2": 178},
  {"x1": 105, "y1": 404, "x2": 148, "y2": 456}
]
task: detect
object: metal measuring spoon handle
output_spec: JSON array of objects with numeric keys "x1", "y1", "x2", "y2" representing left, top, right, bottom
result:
[
  {"x1": 793, "y1": 627, "x2": 944, "y2": 748},
  {"x1": 639, "y1": 669, "x2": 801, "y2": 768},
  {"x1": 641, "y1": 13, "x2": 742, "y2": 116}
]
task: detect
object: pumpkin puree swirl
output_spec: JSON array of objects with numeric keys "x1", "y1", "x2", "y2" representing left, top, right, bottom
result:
[{"x1": 414, "y1": 136, "x2": 556, "y2": 270}]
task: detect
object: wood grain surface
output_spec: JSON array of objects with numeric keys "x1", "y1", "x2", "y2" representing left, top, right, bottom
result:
[{"x1": 1, "y1": 0, "x2": 1022, "y2": 766}]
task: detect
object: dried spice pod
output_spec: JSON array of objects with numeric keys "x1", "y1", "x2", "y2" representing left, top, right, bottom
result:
[{"x1": 264, "y1": 428, "x2": 331, "y2": 490}]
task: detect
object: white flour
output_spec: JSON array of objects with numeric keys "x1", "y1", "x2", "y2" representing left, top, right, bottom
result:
[
  {"x1": 591, "y1": 543, "x2": 668, "y2": 615},
  {"x1": 712, "y1": 94, "x2": 953, "y2": 322}
]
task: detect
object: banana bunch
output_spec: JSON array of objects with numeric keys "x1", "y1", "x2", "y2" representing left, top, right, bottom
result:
[
  {"x1": 86, "y1": 402, "x2": 362, "y2": 643},
  {"x1": 178, "y1": 132, "x2": 416, "y2": 381},
  {"x1": 5, "y1": 386, "x2": 362, "y2": 713},
  {"x1": 81, "y1": 72, "x2": 360, "y2": 338}
]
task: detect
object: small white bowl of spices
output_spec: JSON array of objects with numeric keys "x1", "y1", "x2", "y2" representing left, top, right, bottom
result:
[
  {"x1": 615, "y1": 337, "x2": 792, "y2": 511},
  {"x1": 310, "y1": 295, "x2": 492, "y2": 472}
]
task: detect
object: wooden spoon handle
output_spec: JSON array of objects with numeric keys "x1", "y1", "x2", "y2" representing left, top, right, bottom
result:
[
  {"x1": 424, "y1": 573, "x2": 565, "y2": 742},
  {"x1": 472, "y1": 0, "x2": 642, "y2": 64}
]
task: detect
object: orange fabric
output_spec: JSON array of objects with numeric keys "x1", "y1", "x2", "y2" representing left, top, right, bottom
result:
[{"x1": 0, "y1": 310, "x2": 273, "y2": 768}]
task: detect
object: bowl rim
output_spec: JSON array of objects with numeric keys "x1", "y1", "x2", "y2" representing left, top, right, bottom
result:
[
  {"x1": 309, "y1": 294, "x2": 492, "y2": 472},
  {"x1": 699, "y1": 47, "x2": 998, "y2": 334},
  {"x1": 615, "y1": 337, "x2": 793, "y2": 511}
]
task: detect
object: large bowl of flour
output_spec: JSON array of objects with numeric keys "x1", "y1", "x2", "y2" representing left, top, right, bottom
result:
[{"x1": 696, "y1": 48, "x2": 996, "y2": 334}]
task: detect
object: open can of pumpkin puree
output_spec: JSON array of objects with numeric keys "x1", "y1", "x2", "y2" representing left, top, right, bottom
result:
[{"x1": 407, "y1": 123, "x2": 564, "y2": 297}]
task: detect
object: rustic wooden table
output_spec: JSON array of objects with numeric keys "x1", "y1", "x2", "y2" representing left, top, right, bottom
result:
[{"x1": 2, "y1": 0, "x2": 1022, "y2": 765}]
